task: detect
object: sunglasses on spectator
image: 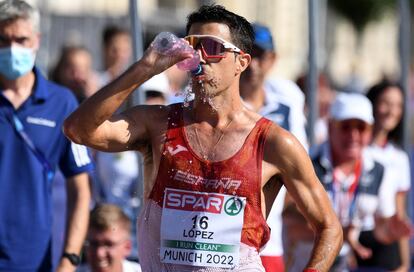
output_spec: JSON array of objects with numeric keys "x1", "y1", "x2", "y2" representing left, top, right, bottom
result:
[{"x1": 184, "y1": 35, "x2": 244, "y2": 59}]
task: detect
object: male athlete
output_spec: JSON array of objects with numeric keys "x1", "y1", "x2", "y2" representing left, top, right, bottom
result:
[{"x1": 64, "y1": 5, "x2": 342, "y2": 272}]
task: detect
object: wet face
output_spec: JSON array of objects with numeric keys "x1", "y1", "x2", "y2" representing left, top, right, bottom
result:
[
  {"x1": 329, "y1": 119, "x2": 372, "y2": 161},
  {"x1": 86, "y1": 225, "x2": 131, "y2": 272},
  {"x1": 374, "y1": 87, "x2": 403, "y2": 133},
  {"x1": 187, "y1": 22, "x2": 247, "y2": 97},
  {"x1": 0, "y1": 18, "x2": 39, "y2": 50}
]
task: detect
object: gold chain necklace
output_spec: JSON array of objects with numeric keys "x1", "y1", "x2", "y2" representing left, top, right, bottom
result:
[{"x1": 193, "y1": 118, "x2": 234, "y2": 160}]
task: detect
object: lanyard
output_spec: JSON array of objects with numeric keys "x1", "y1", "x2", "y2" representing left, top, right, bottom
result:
[
  {"x1": 12, "y1": 114, "x2": 54, "y2": 182},
  {"x1": 332, "y1": 159, "x2": 362, "y2": 224}
]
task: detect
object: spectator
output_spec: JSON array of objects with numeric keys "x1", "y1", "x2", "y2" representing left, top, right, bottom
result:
[
  {"x1": 365, "y1": 80, "x2": 412, "y2": 271},
  {"x1": 296, "y1": 73, "x2": 336, "y2": 146},
  {"x1": 49, "y1": 44, "x2": 99, "y2": 268},
  {"x1": 310, "y1": 92, "x2": 410, "y2": 271},
  {"x1": 50, "y1": 45, "x2": 99, "y2": 102},
  {"x1": 64, "y1": 4, "x2": 342, "y2": 271},
  {"x1": 0, "y1": 1, "x2": 93, "y2": 271},
  {"x1": 164, "y1": 65, "x2": 190, "y2": 103},
  {"x1": 140, "y1": 72, "x2": 170, "y2": 105},
  {"x1": 240, "y1": 22, "x2": 308, "y2": 271},
  {"x1": 78, "y1": 204, "x2": 141, "y2": 272},
  {"x1": 98, "y1": 25, "x2": 132, "y2": 86},
  {"x1": 92, "y1": 25, "x2": 140, "y2": 261}
]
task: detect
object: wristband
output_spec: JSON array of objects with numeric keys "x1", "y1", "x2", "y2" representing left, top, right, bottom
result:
[{"x1": 303, "y1": 269, "x2": 319, "y2": 272}]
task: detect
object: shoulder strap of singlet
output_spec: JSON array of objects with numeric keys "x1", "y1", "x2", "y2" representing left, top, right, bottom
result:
[{"x1": 255, "y1": 117, "x2": 273, "y2": 160}]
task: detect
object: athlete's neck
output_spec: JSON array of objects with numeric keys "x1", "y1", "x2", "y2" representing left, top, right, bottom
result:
[{"x1": 192, "y1": 83, "x2": 245, "y2": 127}]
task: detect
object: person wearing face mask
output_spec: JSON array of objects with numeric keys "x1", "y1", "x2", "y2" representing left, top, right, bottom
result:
[{"x1": 0, "y1": 1, "x2": 94, "y2": 271}]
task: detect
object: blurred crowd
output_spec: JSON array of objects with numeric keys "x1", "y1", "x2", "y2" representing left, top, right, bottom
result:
[{"x1": 1, "y1": 0, "x2": 414, "y2": 272}]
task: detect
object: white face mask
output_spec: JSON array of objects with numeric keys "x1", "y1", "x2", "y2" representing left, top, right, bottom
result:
[{"x1": 0, "y1": 45, "x2": 35, "y2": 80}]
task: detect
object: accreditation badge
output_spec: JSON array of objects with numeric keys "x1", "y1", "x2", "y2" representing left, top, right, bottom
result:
[{"x1": 160, "y1": 188, "x2": 246, "y2": 268}]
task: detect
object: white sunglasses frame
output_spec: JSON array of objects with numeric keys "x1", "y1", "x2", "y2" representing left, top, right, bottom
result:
[{"x1": 184, "y1": 34, "x2": 243, "y2": 55}]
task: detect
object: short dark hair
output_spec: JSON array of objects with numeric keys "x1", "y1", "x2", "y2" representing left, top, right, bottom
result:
[
  {"x1": 102, "y1": 25, "x2": 130, "y2": 47},
  {"x1": 366, "y1": 80, "x2": 404, "y2": 146},
  {"x1": 186, "y1": 5, "x2": 254, "y2": 54}
]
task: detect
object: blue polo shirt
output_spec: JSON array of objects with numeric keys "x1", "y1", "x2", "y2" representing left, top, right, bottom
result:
[{"x1": 0, "y1": 67, "x2": 94, "y2": 271}]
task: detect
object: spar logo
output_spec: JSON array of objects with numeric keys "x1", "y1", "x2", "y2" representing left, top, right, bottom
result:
[
  {"x1": 164, "y1": 189, "x2": 224, "y2": 214},
  {"x1": 224, "y1": 197, "x2": 244, "y2": 216}
]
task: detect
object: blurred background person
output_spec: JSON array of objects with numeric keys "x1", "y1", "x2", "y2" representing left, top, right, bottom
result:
[
  {"x1": 49, "y1": 44, "x2": 100, "y2": 268},
  {"x1": 296, "y1": 73, "x2": 336, "y2": 147},
  {"x1": 240, "y1": 22, "x2": 308, "y2": 272},
  {"x1": 98, "y1": 25, "x2": 132, "y2": 86},
  {"x1": 365, "y1": 80, "x2": 412, "y2": 271},
  {"x1": 164, "y1": 64, "x2": 191, "y2": 104},
  {"x1": 78, "y1": 204, "x2": 141, "y2": 272},
  {"x1": 90, "y1": 25, "x2": 139, "y2": 259},
  {"x1": 50, "y1": 45, "x2": 99, "y2": 102},
  {"x1": 311, "y1": 92, "x2": 410, "y2": 271},
  {"x1": 140, "y1": 72, "x2": 170, "y2": 105}
]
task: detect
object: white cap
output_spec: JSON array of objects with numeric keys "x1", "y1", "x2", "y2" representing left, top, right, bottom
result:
[
  {"x1": 141, "y1": 72, "x2": 170, "y2": 95},
  {"x1": 330, "y1": 92, "x2": 374, "y2": 124}
]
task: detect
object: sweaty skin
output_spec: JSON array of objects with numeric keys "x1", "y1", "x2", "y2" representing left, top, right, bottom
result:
[{"x1": 64, "y1": 22, "x2": 342, "y2": 272}]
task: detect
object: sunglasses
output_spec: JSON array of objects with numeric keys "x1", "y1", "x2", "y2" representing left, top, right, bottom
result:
[{"x1": 184, "y1": 35, "x2": 244, "y2": 59}]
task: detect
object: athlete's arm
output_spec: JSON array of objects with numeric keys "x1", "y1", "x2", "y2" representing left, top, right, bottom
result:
[
  {"x1": 63, "y1": 43, "x2": 193, "y2": 152},
  {"x1": 264, "y1": 125, "x2": 342, "y2": 272}
]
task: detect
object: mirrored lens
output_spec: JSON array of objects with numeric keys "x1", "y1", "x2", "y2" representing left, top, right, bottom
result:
[
  {"x1": 186, "y1": 36, "x2": 225, "y2": 57},
  {"x1": 200, "y1": 38, "x2": 225, "y2": 56}
]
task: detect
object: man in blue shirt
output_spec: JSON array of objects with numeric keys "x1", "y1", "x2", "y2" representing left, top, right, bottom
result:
[{"x1": 0, "y1": 1, "x2": 93, "y2": 271}]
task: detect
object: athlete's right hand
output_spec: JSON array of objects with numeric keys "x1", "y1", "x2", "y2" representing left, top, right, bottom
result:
[{"x1": 139, "y1": 40, "x2": 194, "y2": 77}]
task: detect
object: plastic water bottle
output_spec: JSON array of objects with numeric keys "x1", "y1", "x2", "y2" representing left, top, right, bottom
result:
[{"x1": 152, "y1": 32, "x2": 202, "y2": 75}]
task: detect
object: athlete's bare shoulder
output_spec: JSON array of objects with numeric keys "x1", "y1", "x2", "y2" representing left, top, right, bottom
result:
[{"x1": 262, "y1": 122, "x2": 309, "y2": 176}]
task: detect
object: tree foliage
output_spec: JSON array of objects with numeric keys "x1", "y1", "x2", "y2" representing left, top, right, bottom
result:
[{"x1": 328, "y1": 0, "x2": 396, "y2": 32}]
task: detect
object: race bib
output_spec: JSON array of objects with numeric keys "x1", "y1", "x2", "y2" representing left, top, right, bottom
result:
[{"x1": 160, "y1": 188, "x2": 246, "y2": 268}]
